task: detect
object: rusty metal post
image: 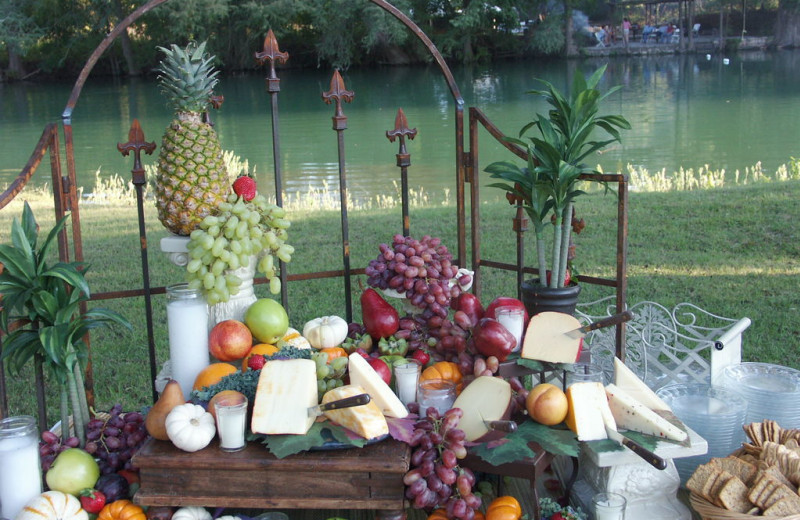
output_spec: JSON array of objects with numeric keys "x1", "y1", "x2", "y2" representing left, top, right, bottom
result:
[
  {"x1": 386, "y1": 108, "x2": 417, "y2": 237},
  {"x1": 256, "y1": 30, "x2": 290, "y2": 309},
  {"x1": 117, "y1": 120, "x2": 159, "y2": 403},
  {"x1": 322, "y1": 70, "x2": 355, "y2": 322}
]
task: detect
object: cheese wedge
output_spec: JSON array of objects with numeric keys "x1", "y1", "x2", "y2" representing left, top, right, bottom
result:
[
  {"x1": 521, "y1": 311, "x2": 582, "y2": 363},
  {"x1": 613, "y1": 357, "x2": 672, "y2": 411},
  {"x1": 347, "y1": 353, "x2": 408, "y2": 418},
  {"x1": 605, "y1": 383, "x2": 688, "y2": 442},
  {"x1": 565, "y1": 382, "x2": 613, "y2": 441},
  {"x1": 452, "y1": 376, "x2": 512, "y2": 442},
  {"x1": 251, "y1": 358, "x2": 318, "y2": 435},
  {"x1": 321, "y1": 384, "x2": 389, "y2": 440}
]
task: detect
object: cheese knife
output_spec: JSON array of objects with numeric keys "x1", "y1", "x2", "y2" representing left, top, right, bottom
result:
[
  {"x1": 484, "y1": 420, "x2": 518, "y2": 433},
  {"x1": 604, "y1": 424, "x2": 668, "y2": 470},
  {"x1": 307, "y1": 393, "x2": 371, "y2": 417},
  {"x1": 564, "y1": 310, "x2": 634, "y2": 340}
]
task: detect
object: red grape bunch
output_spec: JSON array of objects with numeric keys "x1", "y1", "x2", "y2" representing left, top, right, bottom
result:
[
  {"x1": 365, "y1": 234, "x2": 466, "y2": 319},
  {"x1": 84, "y1": 404, "x2": 148, "y2": 475},
  {"x1": 403, "y1": 405, "x2": 482, "y2": 520},
  {"x1": 39, "y1": 431, "x2": 80, "y2": 473}
]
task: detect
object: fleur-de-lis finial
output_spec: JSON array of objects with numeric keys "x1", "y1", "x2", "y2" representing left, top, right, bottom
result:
[
  {"x1": 255, "y1": 29, "x2": 289, "y2": 83},
  {"x1": 387, "y1": 108, "x2": 417, "y2": 165},
  {"x1": 322, "y1": 70, "x2": 354, "y2": 129},
  {"x1": 117, "y1": 119, "x2": 156, "y2": 184}
]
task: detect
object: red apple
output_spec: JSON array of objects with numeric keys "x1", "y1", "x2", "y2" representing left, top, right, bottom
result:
[
  {"x1": 453, "y1": 292, "x2": 484, "y2": 325},
  {"x1": 366, "y1": 356, "x2": 392, "y2": 386},
  {"x1": 469, "y1": 317, "x2": 516, "y2": 362},
  {"x1": 209, "y1": 319, "x2": 253, "y2": 361},
  {"x1": 485, "y1": 297, "x2": 529, "y2": 327}
]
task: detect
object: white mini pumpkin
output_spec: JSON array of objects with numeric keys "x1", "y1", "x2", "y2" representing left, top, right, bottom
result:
[
  {"x1": 171, "y1": 507, "x2": 212, "y2": 520},
  {"x1": 303, "y1": 315, "x2": 348, "y2": 349},
  {"x1": 165, "y1": 403, "x2": 216, "y2": 452},
  {"x1": 16, "y1": 491, "x2": 88, "y2": 520}
]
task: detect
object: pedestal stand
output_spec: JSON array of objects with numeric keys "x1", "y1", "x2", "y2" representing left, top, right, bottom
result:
[{"x1": 567, "y1": 428, "x2": 707, "y2": 520}]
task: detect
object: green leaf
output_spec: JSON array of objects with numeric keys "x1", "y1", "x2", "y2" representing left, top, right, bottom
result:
[
  {"x1": 43, "y1": 264, "x2": 91, "y2": 297},
  {"x1": 469, "y1": 421, "x2": 580, "y2": 466},
  {"x1": 259, "y1": 422, "x2": 333, "y2": 458},
  {"x1": 0, "y1": 245, "x2": 34, "y2": 282},
  {"x1": 469, "y1": 433, "x2": 538, "y2": 466},
  {"x1": 20, "y1": 202, "x2": 39, "y2": 248},
  {"x1": 518, "y1": 421, "x2": 580, "y2": 458}
]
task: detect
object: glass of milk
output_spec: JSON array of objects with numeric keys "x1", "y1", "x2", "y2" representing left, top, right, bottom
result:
[
  {"x1": 592, "y1": 492, "x2": 626, "y2": 520},
  {"x1": 0, "y1": 416, "x2": 42, "y2": 520},
  {"x1": 214, "y1": 394, "x2": 248, "y2": 452},
  {"x1": 393, "y1": 359, "x2": 421, "y2": 406},
  {"x1": 494, "y1": 306, "x2": 525, "y2": 352},
  {"x1": 166, "y1": 283, "x2": 210, "y2": 399}
]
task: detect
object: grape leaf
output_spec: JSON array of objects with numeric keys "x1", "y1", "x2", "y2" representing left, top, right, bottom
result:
[
  {"x1": 258, "y1": 421, "x2": 368, "y2": 458},
  {"x1": 468, "y1": 421, "x2": 581, "y2": 466},
  {"x1": 515, "y1": 358, "x2": 573, "y2": 373},
  {"x1": 387, "y1": 416, "x2": 417, "y2": 444}
]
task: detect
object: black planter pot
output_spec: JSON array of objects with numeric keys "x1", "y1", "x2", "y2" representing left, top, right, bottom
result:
[{"x1": 520, "y1": 278, "x2": 582, "y2": 316}]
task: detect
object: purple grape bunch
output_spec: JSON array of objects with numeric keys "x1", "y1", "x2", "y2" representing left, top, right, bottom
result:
[
  {"x1": 403, "y1": 405, "x2": 481, "y2": 519},
  {"x1": 366, "y1": 234, "x2": 468, "y2": 319},
  {"x1": 84, "y1": 404, "x2": 148, "y2": 474}
]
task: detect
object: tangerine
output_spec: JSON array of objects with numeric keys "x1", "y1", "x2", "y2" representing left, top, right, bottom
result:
[
  {"x1": 192, "y1": 362, "x2": 237, "y2": 391},
  {"x1": 241, "y1": 343, "x2": 279, "y2": 372}
]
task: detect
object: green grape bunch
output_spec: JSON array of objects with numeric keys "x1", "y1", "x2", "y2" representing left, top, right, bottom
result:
[
  {"x1": 312, "y1": 351, "x2": 348, "y2": 400},
  {"x1": 184, "y1": 192, "x2": 294, "y2": 305}
]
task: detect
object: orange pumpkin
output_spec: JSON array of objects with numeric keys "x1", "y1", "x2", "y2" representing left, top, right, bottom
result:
[
  {"x1": 320, "y1": 346, "x2": 347, "y2": 362},
  {"x1": 486, "y1": 496, "x2": 522, "y2": 520},
  {"x1": 241, "y1": 343, "x2": 279, "y2": 372},
  {"x1": 420, "y1": 361, "x2": 463, "y2": 393},
  {"x1": 427, "y1": 508, "x2": 449, "y2": 520},
  {"x1": 474, "y1": 511, "x2": 486, "y2": 520},
  {"x1": 98, "y1": 500, "x2": 147, "y2": 520}
]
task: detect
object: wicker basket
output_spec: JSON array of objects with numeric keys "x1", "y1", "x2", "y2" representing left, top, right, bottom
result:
[{"x1": 690, "y1": 492, "x2": 800, "y2": 520}]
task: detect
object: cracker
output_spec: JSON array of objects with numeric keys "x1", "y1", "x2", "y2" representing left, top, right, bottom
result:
[
  {"x1": 762, "y1": 496, "x2": 800, "y2": 516},
  {"x1": 715, "y1": 475, "x2": 752, "y2": 513},
  {"x1": 687, "y1": 463, "x2": 719, "y2": 498},
  {"x1": 711, "y1": 456, "x2": 759, "y2": 485}
]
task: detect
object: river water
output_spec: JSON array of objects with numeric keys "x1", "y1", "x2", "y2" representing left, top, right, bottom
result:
[{"x1": 2, "y1": 50, "x2": 800, "y2": 204}]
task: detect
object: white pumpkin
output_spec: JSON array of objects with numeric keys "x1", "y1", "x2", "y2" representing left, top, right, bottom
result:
[
  {"x1": 171, "y1": 507, "x2": 212, "y2": 520},
  {"x1": 303, "y1": 315, "x2": 348, "y2": 349},
  {"x1": 16, "y1": 491, "x2": 88, "y2": 520},
  {"x1": 165, "y1": 403, "x2": 216, "y2": 452}
]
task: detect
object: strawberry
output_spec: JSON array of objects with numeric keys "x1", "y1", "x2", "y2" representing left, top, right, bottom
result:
[
  {"x1": 411, "y1": 348, "x2": 430, "y2": 366},
  {"x1": 247, "y1": 354, "x2": 267, "y2": 371},
  {"x1": 79, "y1": 489, "x2": 106, "y2": 514},
  {"x1": 550, "y1": 514, "x2": 566, "y2": 520},
  {"x1": 232, "y1": 175, "x2": 257, "y2": 201}
]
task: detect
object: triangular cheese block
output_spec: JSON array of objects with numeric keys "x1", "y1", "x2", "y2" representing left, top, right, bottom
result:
[
  {"x1": 605, "y1": 383, "x2": 688, "y2": 443},
  {"x1": 347, "y1": 353, "x2": 408, "y2": 418},
  {"x1": 613, "y1": 357, "x2": 671, "y2": 411},
  {"x1": 521, "y1": 312, "x2": 582, "y2": 363}
]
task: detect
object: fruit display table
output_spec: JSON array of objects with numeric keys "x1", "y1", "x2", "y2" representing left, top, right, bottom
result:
[{"x1": 132, "y1": 437, "x2": 411, "y2": 520}]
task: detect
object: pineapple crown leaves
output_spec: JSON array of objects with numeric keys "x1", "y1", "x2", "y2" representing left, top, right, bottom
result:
[{"x1": 156, "y1": 41, "x2": 220, "y2": 114}]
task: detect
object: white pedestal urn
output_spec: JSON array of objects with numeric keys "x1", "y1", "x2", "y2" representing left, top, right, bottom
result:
[{"x1": 208, "y1": 255, "x2": 258, "y2": 327}]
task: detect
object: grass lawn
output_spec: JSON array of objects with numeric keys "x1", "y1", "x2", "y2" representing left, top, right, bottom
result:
[{"x1": 1, "y1": 180, "x2": 799, "y2": 421}]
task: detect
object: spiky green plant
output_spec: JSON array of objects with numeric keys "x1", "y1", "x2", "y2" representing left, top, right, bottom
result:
[
  {"x1": 0, "y1": 202, "x2": 131, "y2": 444},
  {"x1": 485, "y1": 65, "x2": 631, "y2": 288}
]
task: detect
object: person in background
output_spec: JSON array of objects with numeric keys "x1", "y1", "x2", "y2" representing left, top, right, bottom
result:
[
  {"x1": 622, "y1": 17, "x2": 631, "y2": 46},
  {"x1": 604, "y1": 24, "x2": 613, "y2": 46},
  {"x1": 642, "y1": 22, "x2": 654, "y2": 43},
  {"x1": 594, "y1": 26, "x2": 607, "y2": 47}
]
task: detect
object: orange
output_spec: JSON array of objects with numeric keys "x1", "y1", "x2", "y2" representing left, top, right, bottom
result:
[
  {"x1": 192, "y1": 362, "x2": 237, "y2": 391},
  {"x1": 241, "y1": 343, "x2": 279, "y2": 372}
]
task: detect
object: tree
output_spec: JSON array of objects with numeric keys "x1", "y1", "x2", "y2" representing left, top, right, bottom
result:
[
  {"x1": 775, "y1": 0, "x2": 800, "y2": 46},
  {"x1": 0, "y1": 0, "x2": 43, "y2": 79}
]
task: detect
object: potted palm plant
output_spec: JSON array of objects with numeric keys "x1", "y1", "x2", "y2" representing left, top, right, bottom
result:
[
  {"x1": 485, "y1": 65, "x2": 630, "y2": 315},
  {"x1": 0, "y1": 202, "x2": 131, "y2": 445}
]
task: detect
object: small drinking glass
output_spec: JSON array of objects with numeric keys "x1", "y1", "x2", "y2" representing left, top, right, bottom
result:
[
  {"x1": 417, "y1": 379, "x2": 456, "y2": 415},
  {"x1": 214, "y1": 394, "x2": 248, "y2": 452},
  {"x1": 393, "y1": 359, "x2": 422, "y2": 406},
  {"x1": 592, "y1": 492, "x2": 626, "y2": 520},
  {"x1": 566, "y1": 362, "x2": 606, "y2": 387}
]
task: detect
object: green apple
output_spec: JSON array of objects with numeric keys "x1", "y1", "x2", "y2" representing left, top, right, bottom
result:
[
  {"x1": 244, "y1": 298, "x2": 289, "y2": 344},
  {"x1": 45, "y1": 447, "x2": 100, "y2": 495}
]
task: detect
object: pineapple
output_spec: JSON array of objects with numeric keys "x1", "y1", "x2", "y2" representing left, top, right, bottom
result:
[{"x1": 154, "y1": 41, "x2": 228, "y2": 236}]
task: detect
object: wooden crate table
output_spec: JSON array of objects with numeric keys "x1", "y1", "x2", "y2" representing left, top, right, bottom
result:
[{"x1": 132, "y1": 437, "x2": 411, "y2": 520}]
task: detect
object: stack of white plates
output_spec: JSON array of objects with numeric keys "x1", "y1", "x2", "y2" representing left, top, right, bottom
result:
[
  {"x1": 720, "y1": 362, "x2": 800, "y2": 429},
  {"x1": 656, "y1": 383, "x2": 748, "y2": 483}
]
